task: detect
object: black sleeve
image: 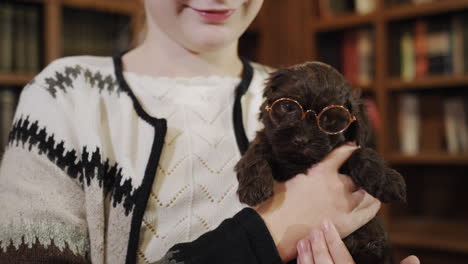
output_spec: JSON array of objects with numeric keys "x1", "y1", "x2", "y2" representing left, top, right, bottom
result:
[{"x1": 152, "y1": 208, "x2": 283, "y2": 264}]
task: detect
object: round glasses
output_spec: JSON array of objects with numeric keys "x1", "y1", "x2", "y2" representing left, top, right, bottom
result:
[{"x1": 265, "y1": 98, "x2": 357, "y2": 135}]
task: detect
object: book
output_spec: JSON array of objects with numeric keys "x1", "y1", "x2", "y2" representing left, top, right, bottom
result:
[
  {"x1": 414, "y1": 20, "x2": 428, "y2": 78},
  {"x1": 401, "y1": 29, "x2": 415, "y2": 81},
  {"x1": 13, "y1": 5, "x2": 27, "y2": 72},
  {"x1": 25, "y1": 5, "x2": 40, "y2": 72},
  {"x1": 342, "y1": 30, "x2": 358, "y2": 85},
  {"x1": 452, "y1": 15, "x2": 464, "y2": 75},
  {"x1": 357, "y1": 29, "x2": 373, "y2": 85},
  {"x1": 319, "y1": 0, "x2": 351, "y2": 18},
  {"x1": 426, "y1": 18, "x2": 452, "y2": 74},
  {"x1": 443, "y1": 97, "x2": 468, "y2": 154},
  {"x1": 399, "y1": 94, "x2": 420, "y2": 155},
  {"x1": 0, "y1": 3, "x2": 14, "y2": 73},
  {"x1": 355, "y1": 0, "x2": 376, "y2": 14},
  {"x1": 463, "y1": 12, "x2": 468, "y2": 74}
]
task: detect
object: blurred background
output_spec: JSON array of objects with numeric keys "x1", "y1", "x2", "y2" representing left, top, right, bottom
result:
[{"x1": 0, "y1": 0, "x2": 467, "y2": 263}]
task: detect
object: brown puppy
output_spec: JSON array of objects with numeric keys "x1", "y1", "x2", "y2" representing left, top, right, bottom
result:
[{"x1": 235, "y1": 62, "x2": 406, "y2": 264}]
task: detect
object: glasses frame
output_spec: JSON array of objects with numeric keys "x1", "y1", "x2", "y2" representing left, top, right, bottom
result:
[{"x1": 265, "y1": 97, "x2": 357, "y2": 135}]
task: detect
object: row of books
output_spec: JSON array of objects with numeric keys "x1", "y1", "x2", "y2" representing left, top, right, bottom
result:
[
  {"x1": 320, "y1": 29, "x2": 374, "y2": 87},
  {"x1": 319, "y1": 0, "x2": 376, "y2": 17},
  {"x1": 0, "y1": 3, "x2": 41, "y2": 73},
  {"x1": 62, "y1": 8, "x2": 131, "y2": 57},
  {"x1": 0, "y1": 87, "x2": 18, "y2": 154},
  {"x1": 393, "y1": 14, "x2": 468, "y2": 80},
  {"x1": 399, "y1": 94, "x2": 468, "y2": 155}
]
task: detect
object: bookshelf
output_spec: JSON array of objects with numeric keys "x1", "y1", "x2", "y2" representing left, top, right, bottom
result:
[{"x1": 307, "y1": 0, "x2": 468, "y2": 263}]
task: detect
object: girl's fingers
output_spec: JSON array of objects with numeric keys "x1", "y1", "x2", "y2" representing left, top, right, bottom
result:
[
  {"x1": 400, "y1": 255, "x2": 420, "y2": 264},
  {"x1": 297, "y1": 239, "x2": 314, "y2": 264},
  {"x1": 321, "y1": 220, "x2": 355, "y2": 264},
  {"x1": 310, "y1": 230, "x2": 333, "y2": 264}
]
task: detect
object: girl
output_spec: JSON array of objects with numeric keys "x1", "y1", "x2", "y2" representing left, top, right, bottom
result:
[{"x1": 0, "y1": 0, "x2": 418, "y2": 263}]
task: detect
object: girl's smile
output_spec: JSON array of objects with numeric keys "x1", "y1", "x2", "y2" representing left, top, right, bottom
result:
[{"x1": 190, "y1": 7, "x2": 235, "y2": 23}]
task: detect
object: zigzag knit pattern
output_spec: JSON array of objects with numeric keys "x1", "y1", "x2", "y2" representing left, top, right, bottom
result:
[
  {"x1": 8, "y1": 116, "x2": 137, "y2": 215},
  {"x1": 44, "y1": 65, "x2": 122, "y2": 98}
]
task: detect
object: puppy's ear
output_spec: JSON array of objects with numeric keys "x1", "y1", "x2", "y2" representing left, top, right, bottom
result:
[
  {"x1": 346, "y1": 89, "x2": 370, "y2": 147},
  {"x1": 259, "y1": 69, "x2": 291, "y2": 121}
]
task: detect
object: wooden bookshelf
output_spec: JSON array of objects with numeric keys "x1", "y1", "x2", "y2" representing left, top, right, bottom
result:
[
  {"x1": 311, "y1": 13, "x2": 376, "y2": 32},
  {"x1": 387, "y1": 75, "x2": 468, "y2": 90},
  {"x1": 386, "y1": 153, "x2": 468, "y2": 165},
  {"x1": 390, "y1": 218, "x2": 468, "y2": 254},
  {"x1": 0, "y1": 73, "x2": 36, "y2": 86},
  {"x1": 307, "y1": 0, "x2": 468, "y2": 263},
  {"x1": 384, "y1": 0, "x2": 468, "y2": 20}
]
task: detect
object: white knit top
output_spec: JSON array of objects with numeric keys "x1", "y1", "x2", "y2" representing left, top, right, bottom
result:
[{"x1": 123, "y1": 65, "x2": 271, "y2": 263}]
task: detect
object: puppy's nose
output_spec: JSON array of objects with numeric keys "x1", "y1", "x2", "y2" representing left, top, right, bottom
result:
[{"x1": 292, "y1": 136, "x2": 309, "y2": 146}]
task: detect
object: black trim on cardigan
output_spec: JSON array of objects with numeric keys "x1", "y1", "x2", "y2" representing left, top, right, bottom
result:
[
  {"x1": 113, "y1": 54, "x2": 168, "y2": 264},
  {"x1": 8, "y1": 116, "x2": 136, "y2": 215},
  {"x1": 233, "y1": 57, "x2": 254, "y2": 155},
  {"x1": 113, "y1": 52, "x2": 254, "y2": 264}
]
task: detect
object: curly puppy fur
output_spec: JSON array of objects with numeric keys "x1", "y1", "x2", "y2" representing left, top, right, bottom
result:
[{"x1": 235, "y1": 62, "x2": 406, "y2": 264}]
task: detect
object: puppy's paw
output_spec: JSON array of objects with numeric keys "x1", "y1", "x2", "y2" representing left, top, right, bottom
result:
[{"x1": 346, "y1": 148, "x2": 406, "y2": 203}]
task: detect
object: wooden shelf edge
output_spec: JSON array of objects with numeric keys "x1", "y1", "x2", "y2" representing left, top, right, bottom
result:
[
  {"x1": 61, "y1": 0, "x2": 140, "y2": 14},
  {"x1": 311, "y1": 13, "x2": 376, "y2": 32},
  {"x1": 386, "y1": 75, "x2": 468, "y2": 90},
  {"x1": 389, "y1": 218, "x2": 468, "y2": 254},
  {"x1": 386, "y1": 153, "x2": 468, "y2": 165},
  {"x1": 0, "y1": 73, "x2": 36, "y2": 86},
  {"x1": 385, "y1": 0, "x2": 468, "y2": 21}
]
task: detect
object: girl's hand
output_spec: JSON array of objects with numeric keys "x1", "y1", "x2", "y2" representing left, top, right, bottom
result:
[
  {"x1": 255, "y1": 143, "x2": 381, "y2": 262},
  {"x1": 297, "y1": 219, "x2": 420, "y2": 264}
]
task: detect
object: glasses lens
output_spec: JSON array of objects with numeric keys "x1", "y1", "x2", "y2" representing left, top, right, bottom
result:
[
  {"x1": 319, "y1": 107, "x2": 351, "y2": 133},
  {"x1": 271, "y1": 100, "x2": 302, "y2": 125}
]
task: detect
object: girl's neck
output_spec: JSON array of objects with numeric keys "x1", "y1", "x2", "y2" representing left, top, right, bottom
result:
[{"x1": 122, "y1": 29, "x2": 243, "y2": 79}]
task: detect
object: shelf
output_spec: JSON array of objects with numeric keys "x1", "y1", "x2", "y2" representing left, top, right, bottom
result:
[
  {"x1": 386, "y1": 153, "x2": 468, "y2": 165},
  {"x1": 352, "y1": 82, "x2": 374, "y2": 92},
  {"x1": 0, "y1": 73, "x2": 36, "y2": 86},
  {"x1": 15, "y1": 0, "x2": 138, "y2": 14},
  {"x1": 385, "y1": 0, "x2": 468, "y2": 21},
  {"x1": 386, "y1": 75, "x2": 468, "y2": 91},
  {"x1": 61, "y1": 0, "x2": 138, "y2": 14},
  {"x1": 312, "y1": 13, "x2": 376, "y2": 32},
  {"x1": 390, "y1": 218, "x2": 468, "y2": 254}
]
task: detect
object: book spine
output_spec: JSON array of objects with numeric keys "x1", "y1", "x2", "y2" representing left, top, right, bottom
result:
[
  {"x1": 414, "y1": 20, "x2": 428, "y2": 78},
  {"x1": 25, "y1": 6, "x2": 40, "y2": 72},
  {"x1": 0, "y1": 3, "x2": 14, "y2": 73},
  {"x1": 399, "y1": 94, "x2": 420, "y2": 155},
  {"x1": 13, "y1": 5, "x2": 27, "y2": 72},
  {"x1": 443, "y1": 98, "x2": 460, "y2": 154},
  {"x1": 355, "y1": 0, "x2": 376, "y2": 14},
  {"x1": 452, "y1": 15, "x2": 464, "y2": 75},
  {"x1": 343, "y1": 30, "x2": 359, "y2": 85},
  {"x1": 357, "y1": 29, "x2": 373, "y2": 85},
  {"x1": 401, "y1": 30, "x2": 415, "y2": 81}
]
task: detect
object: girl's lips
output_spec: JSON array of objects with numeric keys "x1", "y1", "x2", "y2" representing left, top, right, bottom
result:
[{"x1": 191, "y1": 8, "x2": 235, "y2": 22}]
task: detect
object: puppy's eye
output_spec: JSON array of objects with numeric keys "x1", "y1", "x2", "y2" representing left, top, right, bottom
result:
[
  {"x1": 271, "y1": 101, "x2": 302, "y2": 124},
  {"x1": 280, "y1": 102, "x2": 297, "y2": 112}
]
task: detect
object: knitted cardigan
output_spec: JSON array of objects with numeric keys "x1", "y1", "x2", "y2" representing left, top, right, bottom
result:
[{"x1": 0, "y1": 54, "x2": 283, "y2": 264}]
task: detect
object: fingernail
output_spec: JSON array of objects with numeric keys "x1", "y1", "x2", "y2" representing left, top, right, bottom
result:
[
  {"x1": 321, "y1": 219, "x2": 330, "y2": 232},
  {"x1": 298, "y1": 239, "x2": 310, "y2": 253}
]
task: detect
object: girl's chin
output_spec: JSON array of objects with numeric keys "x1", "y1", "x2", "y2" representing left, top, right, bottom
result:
[{"x1": 183, "y1": 30, "x2": 237, "y2": 52}]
